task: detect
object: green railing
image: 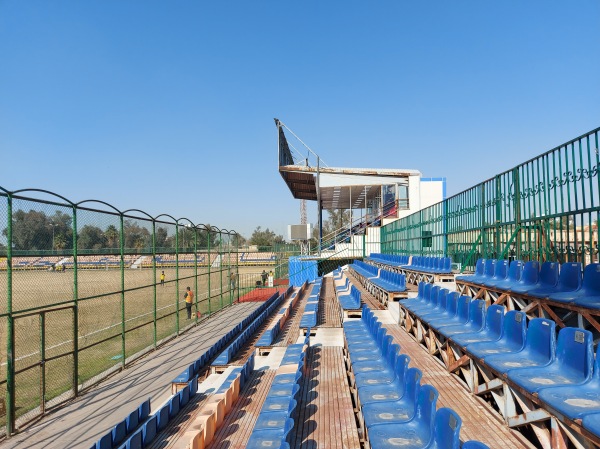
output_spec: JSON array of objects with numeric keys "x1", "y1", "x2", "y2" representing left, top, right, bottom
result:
[
  {"x1": 381, "y1": 127, "x2": 600, "y2": 271},
  {"x1": 0, "y1": 188, "x2": 244, "y2": 435}
]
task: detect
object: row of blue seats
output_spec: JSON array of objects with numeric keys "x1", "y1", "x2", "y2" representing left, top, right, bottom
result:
[
  {"x1": 256, "y1": 289, "x2": 299, "y2": 347},
  {"x1": 333, "y1": 269, "x2": 361, "y2": 310},
  {"x1": 405, "y1": 256, "x2": 452, "y2": 274},
  {"x1": 369, "y1": 253, "x2": 410, "y2": 266},
  {"x1": 344, "y1": 305, "x2": 488, "y2": 449},
  {"x1": 370, "y1": 268, "x2": 406, "y2": 293},
  {"x1": 300, "y1": 279, "x2": 321, "y2": 329},
  {"x1": 350, "y1": 260, "x2": 379, "y2": 279},
  {"x1": 457, "y1": 259, "x2": 600, "y2": 308},
  {"x1": 212, "y1": 291, "x2": 287, "y2": 365},
  {"x1": 214, "y1": 353, "x2": 256, "y2": 395},
  {"x1": 405, "y1": 283, "x2": 600, "y2": 438},
  {"x1": 94, "y1": 377, "x2": 197, "y2": 449},
  {"x1": 172, "y1": 289, "x2": 286, "y2": 386},
  {"x1": 246, "y1": 336, "x2": 310, "y2": 449}
]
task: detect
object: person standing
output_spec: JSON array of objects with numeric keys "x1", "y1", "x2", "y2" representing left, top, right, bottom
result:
[
  {"x1": 184, "y1": 286, "x2": 194, "y2": 319},
  {"x1": 261, "y1": 270, "x2": 267, "y2": 286},
  {"x1": 160, "y1": 271, "x2": 165, "y2": 287},
  {"x1": 230, "y1": 271, "x2": 236, "y2": 290}
]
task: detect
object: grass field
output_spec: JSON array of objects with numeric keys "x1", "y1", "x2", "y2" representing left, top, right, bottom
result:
[{"x1": 0, "y1": 265, "x2": 271, "y2": 428}]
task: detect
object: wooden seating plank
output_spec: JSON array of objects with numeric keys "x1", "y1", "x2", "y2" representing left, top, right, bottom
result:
[
  {"x1": 210, "y1": 369, "x2": 276, "y2": 449},
  {"x1": 291, "y1": 346, "x2": 361, "y2": 449}
]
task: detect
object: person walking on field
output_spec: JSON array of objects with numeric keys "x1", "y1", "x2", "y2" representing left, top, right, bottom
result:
[
  {"x1": 184, "y1": 286, "x2": 194, "y2": 319},
  {"x1": 160, "y1": 271, "x2": 165, "y2": 287},
  {"x1": 261, "y1": 270, "x2": 267, "y2": 286}
]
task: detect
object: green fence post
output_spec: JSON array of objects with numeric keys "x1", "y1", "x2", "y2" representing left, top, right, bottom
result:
[
  {"x1": 119, "y1": 214, "x2": 125, "y2": 368},
  {"x1": 39, "y1": 312, "x2": 45, "y2": 414},
  {"x1": 6, "y1": 194, "x2": 14, "y2": 436},
  {"x1": 207, "y1": 227, "x2": 211, "y2": 316},
  {"x1": 194, "y1": 227, "x2": 198, "y2": 323},
  {"x1": 152, "y1": 220, "x2": 157, "y2": 348},
  {"x1": 72, "y1": 206, "x2": 79, "y2": 394},
  {"x1": 513, "y1": 167, "x2": 522, "y2": 260},
  {"x1": 175, "y1": 223, "x2": 180, "y2": 334}
]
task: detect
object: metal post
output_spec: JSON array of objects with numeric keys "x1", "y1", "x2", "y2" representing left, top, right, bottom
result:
[
  {"x1": 6, "y1": 194, "x2": 14, "y2": 435},
  {"x1": 219, "y1": 230, "x2": 223, "y2": 310},
  {"x1": 119, "y1": 214, "x2": 125, "y2": 367},
  {"x1": 175, "y1": 223, "x2": 180, "y2": 334},
  {"x1": 72, "y1": 206, "x2": 79, "y2": 393},
  {"x1": 207, "y1": 227, "x2": 211, "y2": 316},
  {"x1": 152, "y1": 220, "x2": 157, "y2": 347},
  {"x1": 194, "y1": 226, "x2": 198, "y2": 323},
  {"x1": 39, "y1": 312, "x2": 46, "y2": 414},
  {"x1": 317, "y1": 157, "x2": 321, "y2": 256}
]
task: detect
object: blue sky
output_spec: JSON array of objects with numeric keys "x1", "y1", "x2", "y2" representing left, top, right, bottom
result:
[{"x1": 1, "y1": 1, "x2": 599, "y2": 239}]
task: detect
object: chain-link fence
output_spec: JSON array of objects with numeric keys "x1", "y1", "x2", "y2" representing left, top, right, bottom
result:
[
  {"x1": 381, "y1": 127, "x2": 600, "y2": 271},
  {"x1": 0, "y1": 188, "x2": 244, "y2": 435}
]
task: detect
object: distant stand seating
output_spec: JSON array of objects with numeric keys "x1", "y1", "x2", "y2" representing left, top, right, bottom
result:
[
  {"x1": 367, "y1": 253, "x2": 454, "y2": 285},
  {"x1": 348, "y1": 262, "x2": 407, "y2": 306}
]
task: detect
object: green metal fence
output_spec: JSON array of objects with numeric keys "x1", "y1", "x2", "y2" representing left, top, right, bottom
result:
[
  {"x1": 381, "y1": 127, "x2": 600, "y2": 271},
  {"x1": 0, "y1": 188, "x2": 243, "y2": 435}
]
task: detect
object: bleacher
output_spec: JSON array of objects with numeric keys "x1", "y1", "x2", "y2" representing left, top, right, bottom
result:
[
  {"x1": 367, "y1": 253, "x2": 454, "y2": 285},
  {"x1": 400, "y1": 277, "x2": 600, "y2": 448},
  {"x1": 344, "y1": 304, "x2": 488, "y2": 449},
  {"x1": 348, "y1": 260, "x2": 408, "y2": 306},
  {"x1": 299, "y1": 278, "x2": 321, "y2": 333}
]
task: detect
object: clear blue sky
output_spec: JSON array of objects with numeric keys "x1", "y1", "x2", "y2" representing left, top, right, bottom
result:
[{"x1": 1, "y1": 1, "x2": 599, "y2": 239}]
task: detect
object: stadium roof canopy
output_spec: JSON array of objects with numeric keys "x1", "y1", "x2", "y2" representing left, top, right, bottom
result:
[{"x1": 275, "y1": 119, "x2": 420, "y2": 210}]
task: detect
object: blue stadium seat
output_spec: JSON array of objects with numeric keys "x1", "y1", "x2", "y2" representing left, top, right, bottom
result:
[
  {"x1": 352, "y1": 335, "x2": 393, "y2": 363},
  {"x1": 95, "y1": 432, "x2": 112, "y2": 449},
  {"x1": 507, "y1": 327, "x2": 594, "y2": 394},
  {"x1": 429, "y1": 295, "x2": 471, "y2": 330},
  {"x1": 246, "y1": 418, "x2": 295, "y2": 449},
  {"x1": 455, "y1": 258, "x2": 485, "y2": 282},
  {"x1": 352, "y1": 343, "x2": 399, "y2": 377},
  {"x1": 262, "y1": 396, "x2": 298, "y2": 414},
  {"x1": 361, "y1": 368, "x2": 424, "y2": 428},
  {"x1": 483, "y1": 259, "x2": 509, "y2": 288},
  {"x1": 462, "y1": 442, "x2": 491, "y2": 449},
  {"x1": 529, "y1": 262, "x2": 582, "y2": 299},
  {"x1": 125, "y1": 429, "x2": 142, "y2": 449},
  {"x1": 267, "y1": 383, "x2": 301, "y2": 399},
  {"x1": 125, "y1": 408, "x2": 139, "y2": 434},
  {"x1": 357, "y1": 355, "x2": 410, "y2": 406},
  {"x1": 254, "y1": 410, "x2": 291, "y2": 431},
  {"x1": 138, "y1": 398, "x2": 150, "y2": 422},
  {"x1": 156, "y1": 404, "x2": 169, "y2": 431},
  {"x1": 438, "y1": 300, "x2": 485, "y2": 338},
  {"x1": 368, "y1": 406, "x2": 461, "y2": 449},
  {"x1": 409, "y1": 285, "x2": 441, "y2": 314},
  {"x1": 484, "y1": 318, "x2": 556, "y2": 374},
  {"x1": 141, "y1": 415, "x2": 157, "y2": 446},
  {"x1": 552, "y1": 263, "x2": 600, "y2": 308},
  {"x1": 414, "y1": 288, "x2": 449, "y2": 319},
  {"x1": 473, "y1": 259, "x2": 496, "y2": 285},
  {"x1": 450, "y1": 304, "x2": 505, "y2": 348},
  {"x1": 355, "y1": 354, "x2": 411, "y2": 389},
  {"x1": 526, "y1": 262, "x2": 560, "y2": 298},
  {"x1": 403, "y1": 283, "x2": 434, "y2": 311},
  {"x1": 582, "y1": 413, "x2": 600, "y2": 438},
  {"x1": 538, "y1": 340, "x2": 600, "y2": 420},
  {"x1": 169, "y1": 394, "x2": 180, "y2": 418},
  {"x1": 493, "y1": 260, "x2": 524, "y2": 291},
  {"x1": 111, "y1": 420, "x2": 127, "y2": 446},
  {"x1": 425, "y1": 292, "x2": 460, "y2": 327},
  {"x1": 509, "y1": 261, "x2": 540, "y2": 294}
]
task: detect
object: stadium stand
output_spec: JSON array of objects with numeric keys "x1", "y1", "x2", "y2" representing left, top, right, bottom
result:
[
  {"x1": 367, "y1": 253, "x2": 454, "y2": 285},
  {"x1": 344, "y1": 304, "x2": 488, "y2": 449},
  {"x1": 299, "y1": 279, "x2": 321, "y2": 333},
  {"x1": 349, "y1": 260, "x2": 408, "y2": 306},
  {"x1": 399, "y1": 279, "x2": 600, "y2": 448}
]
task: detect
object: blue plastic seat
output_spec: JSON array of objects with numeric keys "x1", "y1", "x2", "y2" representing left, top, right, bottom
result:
[
  {"x1": 267, "y1": 383, "x2": 301, "y2": 399},
  {"x1": 403, "y1": 283, "x2": 434, "y2": 311},
  {"x1": 538, "y1": 340, "x2": 600, "y2": 420},
  {"x1": 455, "y1": 258, "x2": 485, "y2": 282},
  {"x1": 126, "y1": 408, "x2": 139, "y2": 433},
  {"x1": 352, "y1": 336, "x2": 393, "y2": 363},
  {"x1": 438, "y1": 300, "x2": 486, "y2": 338},
  {"x1": 582, "y1": 413, "x2": 600, "y2": 438},
  {"x1": 409, "y1": 286, "x2": 442, "y2": 314},
  {"x1": 529, "y1": 262, "x2": 582, "y2": 299},
  {"x1": 484, "y1": 318, "x2": 556, "y2": 374},
  {"x1": 352, "y1": 343, "x2": 399, "y2": 376},
  {"x1": 262, "y1": 396, "x2": 297, "y2": 414},
  {"x1": 462, "y1": 442, "x2": 490, "y2": 449},
  {"x1": 254, "y1": 410, "x2": 292, "y2": 431},
  {"x1": 429, "y1": 295, "x2": 471, "y2": 331},
  {"x1": 483, "y1": 259, "x2": 509, "y2": 288},
  {"x1": 509, "y1": 261, "x2": 540, "y2": 294},
  {"x1": 472, "y1": 259, "x2": 496, "y2": 286},
  {"x1": 246, "y1": 418, "x2": 294, "y2": 449},
  {"x1": 125, "y1": 430, "x2": 142, "y2": 449},
  {"x1": 552, "y1": 263, "x2": 600, "y2": 308},
  {"x1": 507, "y1": 327, "x2": 593, "y2": 393},
  {"x1": 493, "y1": 260, "x2": 524, "y2": 291},
  {"x1": 111, "y1": 420, "x2": 127, "y2": 446},
  {"x1": 361, "y1": 368, "x2": 424, "y2": 428},
  {"x1": 368, "y1": 407, "x2": 461, "y2": 449},
  {"x1": 415, "y1": 289, "x2": 450, "y2": 320},
  {"x1": 141, "y1": 415, "x2": 157, "y2": 446},
  {"x1": 357, "y1": 355, "x2": 410, "y2": 406},
  {"x1": 95, "y1": 432, "x2": 112, "y2": 449},
  {"x1": 450, "y1": 304, "x2": 505, "y2": 347},
  {"x1": 466, "y1": 310, "x2": 526, "y2": 360},
  {"x1": 355, "y1": 353, "x2": 407, "y2": 388},
  {"x1": 424, "y1": 292, "x2": 460, "y2": 327},
  {"x1": 526, "y1": 262, "x2": 560, "y2": 298}
]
